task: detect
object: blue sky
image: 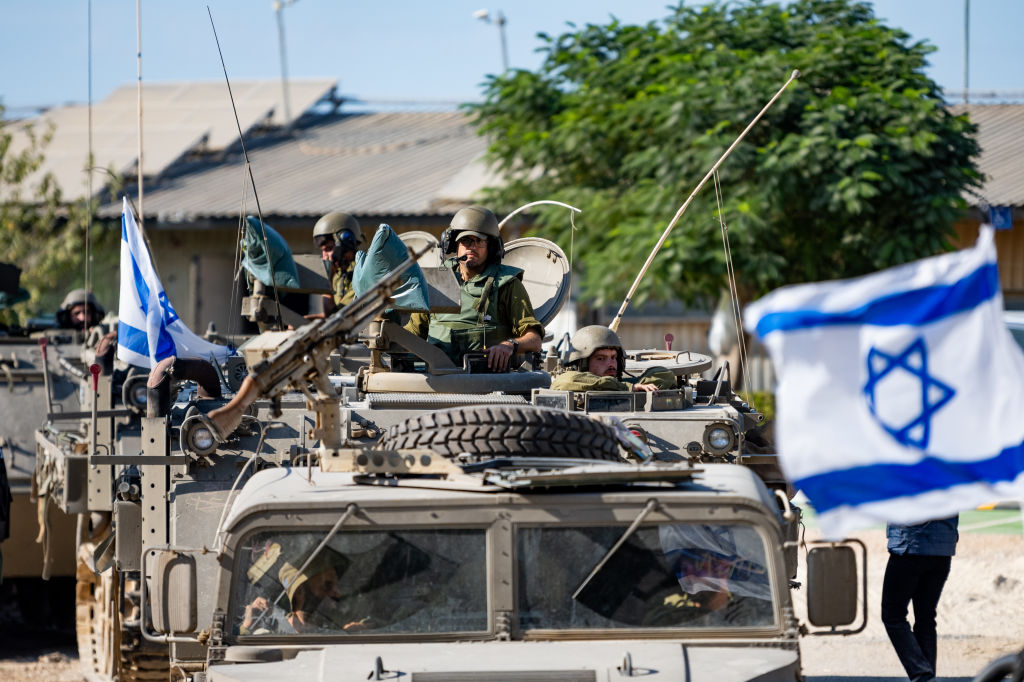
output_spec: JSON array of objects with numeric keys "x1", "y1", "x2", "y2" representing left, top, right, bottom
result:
[{"x1": 2, "y1": 0, "x2": 1022, "y2": 115}]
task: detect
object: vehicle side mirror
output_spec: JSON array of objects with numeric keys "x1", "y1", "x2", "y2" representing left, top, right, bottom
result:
[
  {"x1": 150, "y1": 550, "x2": 197, "y2": 634},
  {"x1": 806, "y1": 539, "x2": 867, "y2": 635}
]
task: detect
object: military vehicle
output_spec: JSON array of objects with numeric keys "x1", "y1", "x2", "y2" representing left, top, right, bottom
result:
[
  {"x1": 33, "y1": 235, "x2": 866, "y2": 681},
  {"x1": 0, "y1": 268, "x2": 119, "y2": 626}
]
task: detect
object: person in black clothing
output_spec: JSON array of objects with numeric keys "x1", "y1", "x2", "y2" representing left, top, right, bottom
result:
[{"x1": 881, "y1": 515, "x2": 959, "y2": 682}]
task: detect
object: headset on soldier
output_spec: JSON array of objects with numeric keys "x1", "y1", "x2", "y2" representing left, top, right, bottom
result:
[{"x1": 439, "y1": 205, "x2": 505, "y2": 265}]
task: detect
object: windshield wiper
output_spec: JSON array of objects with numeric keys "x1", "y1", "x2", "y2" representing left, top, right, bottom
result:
[{"x1": 571, "y1": 498, "x2": 662, "y2": 601}]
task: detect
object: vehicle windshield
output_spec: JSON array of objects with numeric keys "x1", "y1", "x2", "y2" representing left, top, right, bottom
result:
[
  {"x1": 231, "y1": 528, "x2": 486, "y2": 637},
  {"x1": 518, "y1": 523, "x2": 775, "y2": 630}
]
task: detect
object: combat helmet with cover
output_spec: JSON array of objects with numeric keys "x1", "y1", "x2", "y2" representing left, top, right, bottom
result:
[
  {"x1": 566, "y1": 325, "x2": 625, "y2": 377},
  {"x1": 441, "y1": 205, "x2": 504, "y2": 263},
  {"x1": 312, "y1": 212, "x2": 366, "y2": 252},
  {"x1": 56, "y1": 288, "x2": 105, "y2": 328}
]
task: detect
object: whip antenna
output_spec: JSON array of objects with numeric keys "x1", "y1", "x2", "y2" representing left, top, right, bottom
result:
[
  {"x1": 208, "y1": 6, "x2": 284, "y2": 329},
  {"x1": 608, "y1": 70, "x2": 800, "y2": 332}
]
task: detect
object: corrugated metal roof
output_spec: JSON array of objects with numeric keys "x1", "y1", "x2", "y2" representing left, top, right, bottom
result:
[
  {"x1": 10, "y1": 89, "x2": 1018, "y2": 216},
  {"x1": 105, "y1": 110, "x2": 492, "y2": 221},
  {"x1": 951, "y1": 104, "x2": 1024, "y2": 207},
  {"x1": 3, "y1": 79, "x2": 336, "y2": 201}
]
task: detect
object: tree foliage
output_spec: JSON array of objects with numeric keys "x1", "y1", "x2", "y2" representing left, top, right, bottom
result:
[
  {"x1": 468, "y1": 0, "x2": 982, "y2": 309},
  {"x1": 1, "y1": 104, "x2": 121, "y2": 327}
]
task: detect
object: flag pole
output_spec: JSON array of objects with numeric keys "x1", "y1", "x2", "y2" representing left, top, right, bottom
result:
[
  {"x1": 608, "y1": 70, "x2": 800, "y2": 333},
  {"x1": 136, "y1": 0, "x2": 144, "y2": 228},
  {"x1": 85, "y1": 0, "x2": 93, "y2": 296}
]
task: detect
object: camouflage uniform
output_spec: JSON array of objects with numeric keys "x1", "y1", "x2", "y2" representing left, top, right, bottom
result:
[
  {"x1": 550, "y1": 368, "x2": 676, "y2": 392},
  {"x1": 405, "y1": 263, "x2": 543, "y2": 363},
  {"x1": 552, "y1": 324, "x2": 675, "y2": 392},
  {"x1": 331, "y1": 261, "x2": 356, "y2": 307}
]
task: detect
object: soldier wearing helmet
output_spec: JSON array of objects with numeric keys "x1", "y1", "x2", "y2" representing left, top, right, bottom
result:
[
  {"x1": 404, "y1": 206, "x2": 543, "y2": 371},
  {"x1": 56, "y1": 289, "x2": 105, "y2": 331},
  {"x1": 311, "y1": 212, "x2": 367, "y2": 317},
  {"x1": 240, "y1": 547, "x2": 347, "y2": 635},
  {"x1": 551, "y1": 325, "x2": 674, "y2": 392}
]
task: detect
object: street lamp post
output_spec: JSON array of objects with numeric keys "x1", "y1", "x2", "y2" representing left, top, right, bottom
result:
[
  {"x1": 273, "y1": 0, "x2": 299, "y2": 126},
  {"x1": 473, "y1": 8, "x2": 509, "y2": 72}
]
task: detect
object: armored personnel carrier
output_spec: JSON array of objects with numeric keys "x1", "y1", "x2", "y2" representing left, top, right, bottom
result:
[
  {"x1": 0, "y1": 267, "x2": 127, "y2": 625},
  {"x1": 33, "y1": 237, "x2": 865, "y2": 681}
]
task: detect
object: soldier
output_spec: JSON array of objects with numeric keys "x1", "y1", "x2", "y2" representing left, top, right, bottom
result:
[
  {"x1": 404, "y1": 206, "x2": 543, "y2": 371},
  {"x1": 551, "y1": 325, "x2": 675, "y2": 392},
  {"x1": 311, "y1": 211, "x2": 367, "y2": 317},
  {"x1": 56, "y1": 289, "x2": 105, "y2": 331},
  {"x1": 241, "y1": 551, "x2": 345, "y2": 635}
]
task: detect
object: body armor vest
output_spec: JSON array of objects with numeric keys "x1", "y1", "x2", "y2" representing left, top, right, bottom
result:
[{"x1": 427, "y1": 263, "x2": 523, "y2": 361}]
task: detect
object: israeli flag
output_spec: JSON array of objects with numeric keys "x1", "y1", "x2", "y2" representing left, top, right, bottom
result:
[
  {"x1": 117, "y1": 198, "x2": 233, "y2": 368},
  {"x1": 745, "y1": 227, "x2": 1024, "y2": 539}
]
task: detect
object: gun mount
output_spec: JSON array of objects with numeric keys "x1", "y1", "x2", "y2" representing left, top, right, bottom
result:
[{"x1": 198, "y1": 248, "x2": 423, "y2": 457}]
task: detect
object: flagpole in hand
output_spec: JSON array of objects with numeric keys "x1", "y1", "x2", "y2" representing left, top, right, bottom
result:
[{"x1": 608, "y1": 70, "x2": 801, "y2": 333}]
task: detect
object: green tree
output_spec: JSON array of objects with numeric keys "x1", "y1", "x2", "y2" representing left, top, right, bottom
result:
[
  {"x1": 468, "y1": 0, "x2": 982, "y2": 309},
  {"x1": 1, "y1": 103, "x2": 121, "y2": 327}
]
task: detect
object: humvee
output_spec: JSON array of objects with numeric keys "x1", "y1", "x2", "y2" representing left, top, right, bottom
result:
[{"x1": 33, "y1": 235, "x2": 865, "y2": 681}]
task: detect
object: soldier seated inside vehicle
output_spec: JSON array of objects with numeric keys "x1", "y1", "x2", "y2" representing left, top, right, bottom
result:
[
  {"x1": 240, "y1": 549, "x2": 348, "y2": 635},
  {"x1": 654, "y1": 524, "x2": 774, "y2": 628},
  {"x1": 234, "y1": 528, "x2": 488, "y2": 637},
  {"x1": 404, "y1": 206, "x2": 543, "y2": 372},
  {"x1": 551, "y1": 325, "x2": 675, "y2": 392},
  {"x1": 519, "y1": 522, "x2": 773, "y2": 631},
  {"x1": 56, "y1": 289, "x2": 105, "y2": 331}
]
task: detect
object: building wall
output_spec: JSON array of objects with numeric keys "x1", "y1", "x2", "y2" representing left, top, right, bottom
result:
[
  {"x1": 953, "y1": 218, "x2": 1024, "y2": 308},
  {"x1": 615, "y1": 318, "x2": 711, "y2": 354}
]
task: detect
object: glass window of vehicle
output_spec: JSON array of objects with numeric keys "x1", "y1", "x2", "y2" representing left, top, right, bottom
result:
[
  {"x1": 231, "y1": 528, "x2": 487, "y2": 637},
  {"x1": 518, "y1": 523, "x2": 775, "y2": 630}
]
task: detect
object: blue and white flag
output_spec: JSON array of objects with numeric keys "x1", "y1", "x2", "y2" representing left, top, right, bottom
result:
[
  {"x1": 117, "y1": 197, "x2": 233, "y2": 368},
  {"x1": 745, "y1": 227, "x2": 1024, "y2": 539}
]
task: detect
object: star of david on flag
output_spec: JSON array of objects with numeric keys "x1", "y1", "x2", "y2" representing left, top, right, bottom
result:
[
  {"x1": 744, "y1": 226, "x2": 1024, "y2": 539},
  {"x1": 116, "y1": 197, "x2": 234, "y2": 369}
]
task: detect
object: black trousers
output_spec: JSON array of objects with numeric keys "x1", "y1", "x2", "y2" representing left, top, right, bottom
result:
[{"x1": 880, "y1": 553, "x2": 952, "y2": 682}]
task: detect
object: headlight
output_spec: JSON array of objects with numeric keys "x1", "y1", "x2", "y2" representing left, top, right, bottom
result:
[
  {"x1": 181, "y1": 416, "x2": 219, "y2": 458},
  {"x1": 191, "y1": 427, "x2": 215, "y2": 451},
  {"x1": 122, "y1": 375, "x2": 149, "y2": 414},
  {"x1": 131, "y1": 383, "x2": 148, "y2": 406},
  {"x1": 703, "y1": 423, "x2": 735, "y2": 455}
]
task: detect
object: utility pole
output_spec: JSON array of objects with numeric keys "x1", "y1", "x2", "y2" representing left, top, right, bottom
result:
[
  {"x1": 474, "y1": 9, "x2": 509, "y2": 72},
  {"x1": 963, "y1": 0, "x2": 970, "y2": 104},
  {"x1": 273, "y1": 0, "x2": 299, "y2": 126}
]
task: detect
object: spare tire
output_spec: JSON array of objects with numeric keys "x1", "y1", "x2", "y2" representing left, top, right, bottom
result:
[{"x1": 378, "y1": 405, "x2": 625, "y2": 461}]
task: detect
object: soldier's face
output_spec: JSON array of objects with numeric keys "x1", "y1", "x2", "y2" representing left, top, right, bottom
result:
[
  {"x1": 306, "y1": 567, "x2": 342, "y2": 600},
  {"x1": 69, "y1": 304, "x2": 90, "y2": 328},
  {"x1": 588, "y1": 348, "x2": 619, "y2": 377},
  {"x1": 318, "y1": 237, "x2": 336, "y2": 260},
  {"x1": 457, "y1": 235, "x2": 488, "y2": 269}
]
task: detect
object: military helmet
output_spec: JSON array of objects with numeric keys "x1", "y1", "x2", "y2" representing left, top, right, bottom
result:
[
  {"x1": 566, "y1": 325, "x2": 625, "y2": 376},
  {"x1": 442, "y1": 205, "x2": 504, "y2": 261},
  {"x1": 56, "y1": 288, "x2": 105, "y2": 329},
  {"x1": 312, "y1": 212, "x2": 366, "y2": 249},
  {"x1": 60, "y1": 288, "x2": 104, "y2": 315}
]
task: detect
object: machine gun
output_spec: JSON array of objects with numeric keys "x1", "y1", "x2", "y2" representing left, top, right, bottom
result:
[{"x1": 190, "y1": 249, "x2": 425, "y2": 455}]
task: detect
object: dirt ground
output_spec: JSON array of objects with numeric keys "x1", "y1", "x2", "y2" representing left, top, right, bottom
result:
[{"x1": 2, "y1": 526, "x2": 1022, "y2": 681}]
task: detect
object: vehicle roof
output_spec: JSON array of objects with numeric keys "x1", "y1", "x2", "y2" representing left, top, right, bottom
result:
[{"x1": 222, "y1": 461, "x2": 779, "y2": 533}]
